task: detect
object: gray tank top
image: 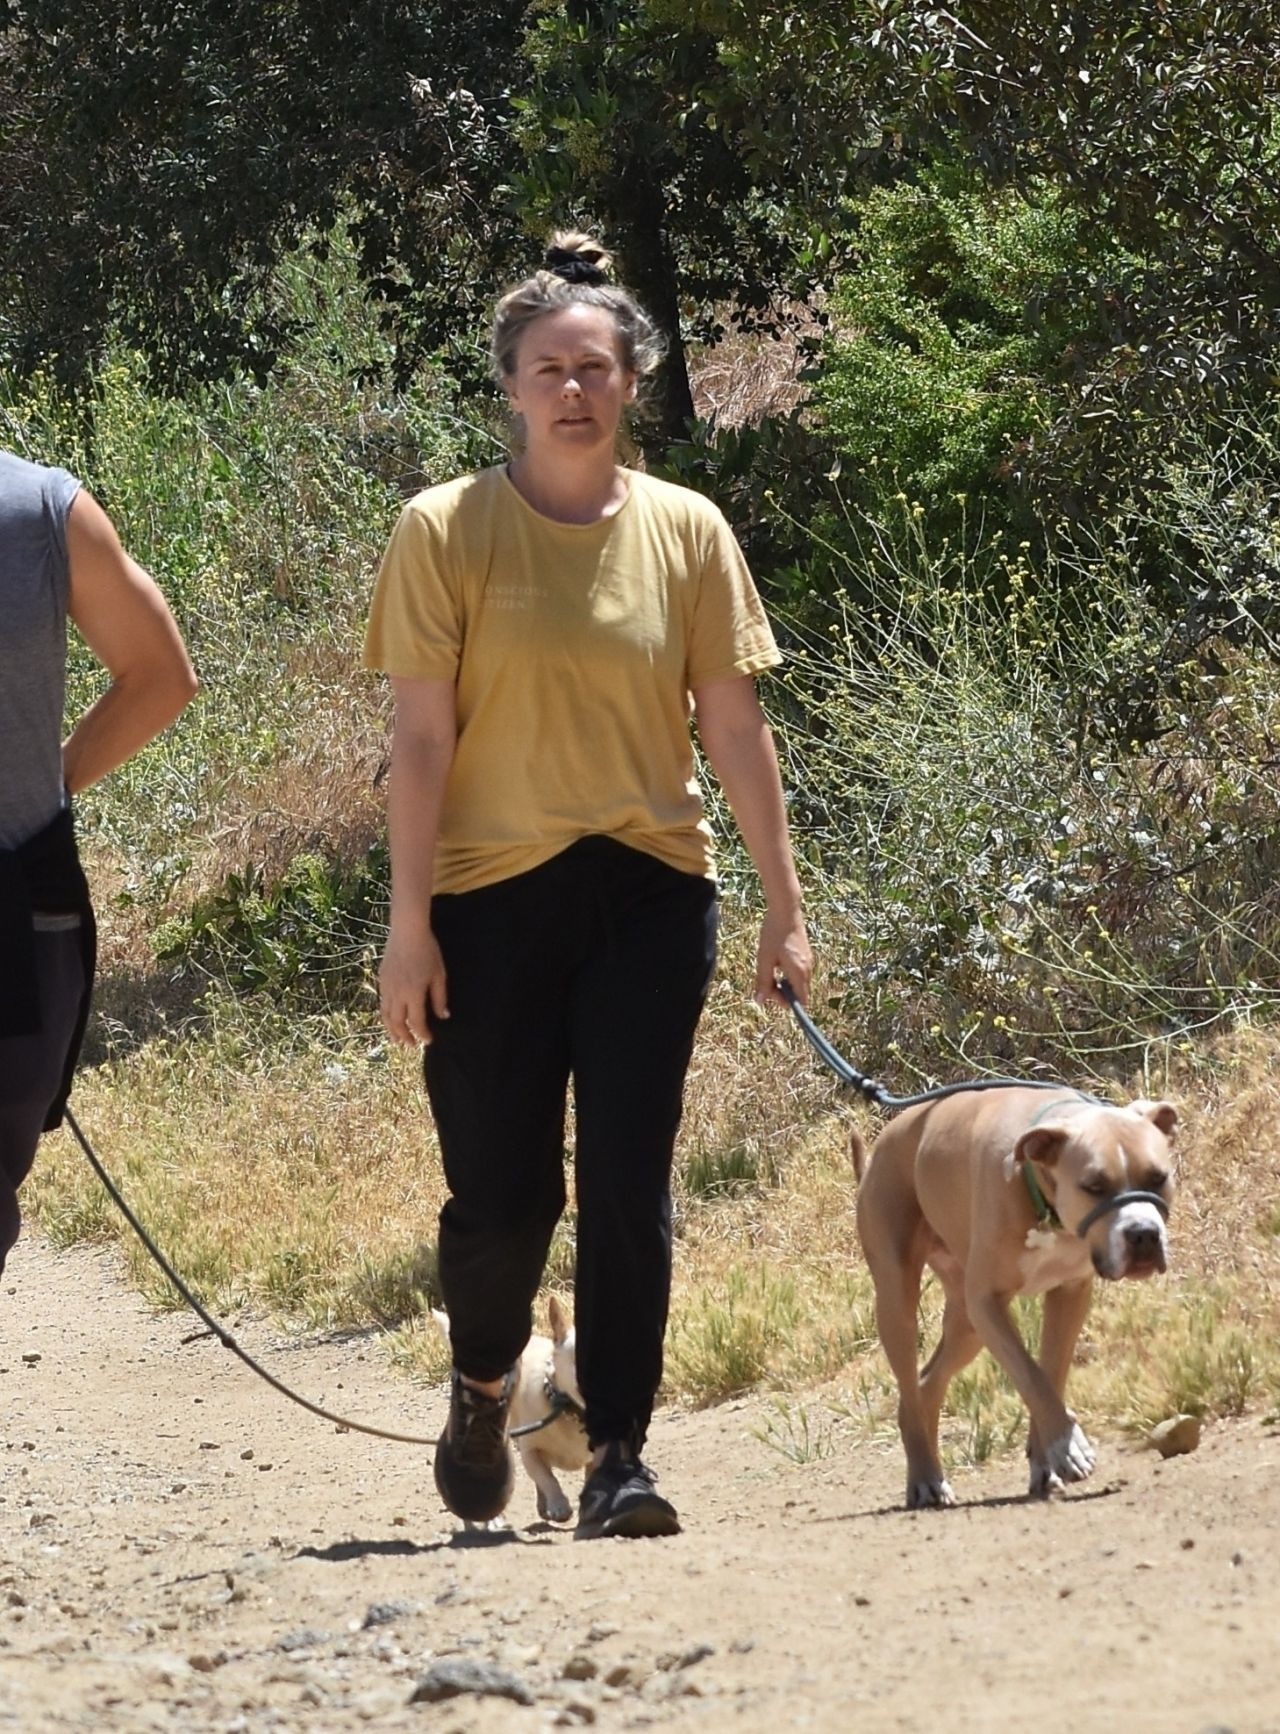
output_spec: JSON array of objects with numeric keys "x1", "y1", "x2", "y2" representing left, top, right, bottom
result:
[{"x1": 0, "y1": 450, "x2": 82, "y2": 849}]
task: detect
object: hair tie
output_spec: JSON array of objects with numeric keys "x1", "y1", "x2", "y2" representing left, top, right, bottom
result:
[{"x1": 545, "y1": 250, "x2": 608, "y2": 286}]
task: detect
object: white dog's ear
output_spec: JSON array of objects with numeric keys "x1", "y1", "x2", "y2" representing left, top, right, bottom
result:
[
  {"x1": 430, "y1": 1307, "x2": 452, "y2": 1347},
  {"x1": 547, "y1": 1294, "x2": 570, "y2": 1344},
  {"x1": 1011, "y1": 1125, "x2": 1070, "y2": 1176},
  {"x1": 1132, "y1": 1099, "x2": 1178, "y2": 1140}
]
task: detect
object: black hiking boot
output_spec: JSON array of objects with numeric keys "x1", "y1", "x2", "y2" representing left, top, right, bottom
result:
[
  {"x1": 433, "y1": 1369, "x2": 516, "y2": 1523},
  {"x1": 574, "y1": 1439, "x2": 680, "y2": 1540}
]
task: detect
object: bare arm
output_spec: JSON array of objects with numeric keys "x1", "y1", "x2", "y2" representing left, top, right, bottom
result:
[
  {"x1": 379, "y1": 675, "x2": 458, "y2": 1046},
  {"x1": 61, "y1": 491, "x2": 198, "y2": 793},
  {"x1": 692, "y1": 673, "x2": 813, "y2": 1007}
]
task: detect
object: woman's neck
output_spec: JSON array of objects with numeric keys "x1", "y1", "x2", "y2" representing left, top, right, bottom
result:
[{"x1": 506, "y1": 451, "x2": 629, "y2": 525}]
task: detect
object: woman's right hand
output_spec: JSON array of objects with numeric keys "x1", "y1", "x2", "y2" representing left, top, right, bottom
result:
[{"x1": 379, "y1": 922, "x2": 450, "y2": 1047}]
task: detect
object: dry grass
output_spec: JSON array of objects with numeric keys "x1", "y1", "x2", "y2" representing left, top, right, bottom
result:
[{"x1": 688, "y1": 313, "x2": 819, "y2": 429}]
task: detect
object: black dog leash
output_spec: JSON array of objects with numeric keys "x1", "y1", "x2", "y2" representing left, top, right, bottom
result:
[
  {"x1": 777, "y1": 979, "x2": 1070, "y2": 1109},
  {"x1": 64, "y1": 1106, "x2": 439, "y2": 1448}
]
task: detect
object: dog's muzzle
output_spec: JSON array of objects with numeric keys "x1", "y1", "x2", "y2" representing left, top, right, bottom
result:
[{"x1": 1074, "y1": 1189, "x2": 1170, "y2": 1239}]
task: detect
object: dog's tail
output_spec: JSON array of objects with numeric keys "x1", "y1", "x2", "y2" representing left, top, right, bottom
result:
[{"x1": 849, "y1": 1123, "x2": 867, "y2": 1183}]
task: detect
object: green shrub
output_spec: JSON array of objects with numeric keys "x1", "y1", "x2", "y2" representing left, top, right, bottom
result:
[
  {"x1": 813, "y1": 168, "x2": 1107, "y2": 539},
  {"x1": 154, "y1": 844, "x2": 388, "y2": 1009}
]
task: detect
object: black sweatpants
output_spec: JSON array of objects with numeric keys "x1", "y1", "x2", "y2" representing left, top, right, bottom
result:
[
  {"x1": 424, "y1": 835, "x2": 718, "y2": 1451},
  {"x1": 0, "y1": 927, "x2": 87, "y2": 1273}
]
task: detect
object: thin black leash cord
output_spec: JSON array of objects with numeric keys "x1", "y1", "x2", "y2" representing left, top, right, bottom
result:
[
  {"x1": 509, "y1": 1388, "x2": 586, "y2": 1439},
  {"x1": 776, "y1": 979, "x2": 1086, "y2": 1109},
  {"x1": 63, "y1": 1105, "x2": 438, "y2": 1449}
]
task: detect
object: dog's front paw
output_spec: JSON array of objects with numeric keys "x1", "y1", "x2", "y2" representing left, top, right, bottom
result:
[
  {"x1": 906, "y1": 1476, "x2": 956, "y2": 1510},
  {"x1": 1029, "y1": 1421, "x2": 1096, "y2": 1497},
  {"x1": 536, "y1": 1488, "x2": 574, "y2": 1524}
]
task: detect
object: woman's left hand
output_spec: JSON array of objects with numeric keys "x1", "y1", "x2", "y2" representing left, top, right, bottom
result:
[{"x1": 753, "y1": 905, "x2": 813, "y2": 1009}]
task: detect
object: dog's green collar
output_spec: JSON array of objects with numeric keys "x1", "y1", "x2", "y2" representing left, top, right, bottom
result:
[{"x1": 1023, "y1": 1161, "x2": 1062, "y2": 1229}]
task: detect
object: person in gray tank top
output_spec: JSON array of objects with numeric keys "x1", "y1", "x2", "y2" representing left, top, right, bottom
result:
[{"x1": 0, "y1": 448, "x2": 198, "y2": 1274}]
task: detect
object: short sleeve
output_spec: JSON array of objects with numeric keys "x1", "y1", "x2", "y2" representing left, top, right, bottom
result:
[
  {"x1": 43, "y1": 467, "x2": 82, "y2": 607},
  {"x1": 363, "y1": 497, "x2": 463, "y2": 681},
  {"x1": 685, "y1": 506, "x2": 782, "y2": 686}
]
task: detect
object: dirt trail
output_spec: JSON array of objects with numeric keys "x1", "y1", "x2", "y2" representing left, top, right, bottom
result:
[{"x1": 1, "y1": 1233, "x2": 1277, "y2": 1734}]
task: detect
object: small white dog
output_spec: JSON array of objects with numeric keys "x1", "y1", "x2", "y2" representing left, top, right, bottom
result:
[{"x1": 432, "y1": 1296, "x2": 591, "y2": 1524}]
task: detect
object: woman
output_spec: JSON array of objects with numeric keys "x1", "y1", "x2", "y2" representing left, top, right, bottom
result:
[
  {"x1": 365, "y1": 232, "x2": 812, "y2": 1539},
  {"x1": 1, "y1": 449, "x2": 198, "y2": 1273}
]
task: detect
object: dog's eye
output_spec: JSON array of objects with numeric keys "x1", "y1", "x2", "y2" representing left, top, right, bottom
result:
[{"x1": 1080, "y1": 1178, "x2": 1110, "y2": 1196}]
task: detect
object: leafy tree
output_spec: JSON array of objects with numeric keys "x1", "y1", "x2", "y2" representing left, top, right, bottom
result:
[
  {"x1": 0, "y1": 0, "x2": 868, "y2": 445},
  {"x1": 0, "y1": 0, "x2": 527, "y2": 388},
  {"x1": 703, "y1": 1, "x2": 1280, "y2": 499}
]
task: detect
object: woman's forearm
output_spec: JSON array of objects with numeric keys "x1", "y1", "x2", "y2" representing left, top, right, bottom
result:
[
  {"x1": 386, "y1": 725, "x2": 454, "y2": 931},
  {"x1": 694, "y1": 674, "x2": 812, "y2": 1004}
]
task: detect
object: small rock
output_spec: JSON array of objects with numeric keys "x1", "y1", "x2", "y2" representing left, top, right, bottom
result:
[
  {"x1": 1148, "y1": 1414, "x2": 1202, "y2": 1458},
  {"x1": 277, "y1": 1628, "x2": 329, "y2": 1653},
  {"x1": 409, "y1": 1659, "x2": 535, "y2": 1706},
  {"x1": 21, "y1": 1353, "x2": 40, "y2": 1366},
  {"x1": 361, "y1": 1600, "x2": 416, "y2": 1630},
  {"x1": 188, "y1": 1652, "x2": 227, "y2": 1673},
  {"x1": 554, "y1": 1704, "x2": 597, "y2": 1727},
  {"x1": 586, "y1": 1621, "x2": 620, "y2": 1643},
  {"x1": 561, "y1": 1654, "x2": 598, "y2": 1681},
  {"x1": 676, "y1": 1642, "x2": 713, "y2": 1671}
]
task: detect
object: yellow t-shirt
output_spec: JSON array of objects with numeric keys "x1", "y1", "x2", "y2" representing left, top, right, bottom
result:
[{"x1": 363, "y1": 465, "x2": 781, "y2": 894}]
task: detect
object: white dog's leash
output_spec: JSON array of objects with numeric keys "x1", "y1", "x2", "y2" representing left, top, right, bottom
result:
[
  {"x1": 64, "y1": 1106, "x2": 441, "y2": 1447},
  {"x1": 508, "y1": 1381, "x2": 588, "y2": 1439}
]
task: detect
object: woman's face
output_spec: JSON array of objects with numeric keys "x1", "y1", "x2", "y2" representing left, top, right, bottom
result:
[{"x1": 504, "y1": 304, "x2": 637, "y2": 458}]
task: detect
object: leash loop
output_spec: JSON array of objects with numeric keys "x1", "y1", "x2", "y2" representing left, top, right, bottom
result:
[{"x1": 63, "y1": 1107, "x2": 439, "y2": 1449}]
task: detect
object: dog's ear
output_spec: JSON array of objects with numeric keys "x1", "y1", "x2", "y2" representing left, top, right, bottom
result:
[
  {"x1": 430, "y1": 1307, "x2": 452, "y2": 1347},
  {"x1": 547, "y1": 1293, "x2": 570, "y2": 1344},
  {"x1": 1132, "y1": 1099, "x2": 1178, "y2": 1141},
  {"x1": 1008, "y1": 1125, "x2": 1070, "y2": 1180}
]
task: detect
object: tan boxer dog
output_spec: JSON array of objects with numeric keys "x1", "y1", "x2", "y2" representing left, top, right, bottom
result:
[{"x1": 852, "y1": 1086, "x2": 1177, "y2": 1508}]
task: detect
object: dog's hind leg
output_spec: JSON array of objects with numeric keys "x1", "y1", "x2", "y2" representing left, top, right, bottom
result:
[
  {"x1": 916, "y1": 1261, "x2": 980, "y2": 1503},
  {"x1": 864, "y1": 1231, "x2": 953, "y2": 1508},
  {"x1": 1026, "y1": 1278, "x2": 1096, "y2": 1496}
]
